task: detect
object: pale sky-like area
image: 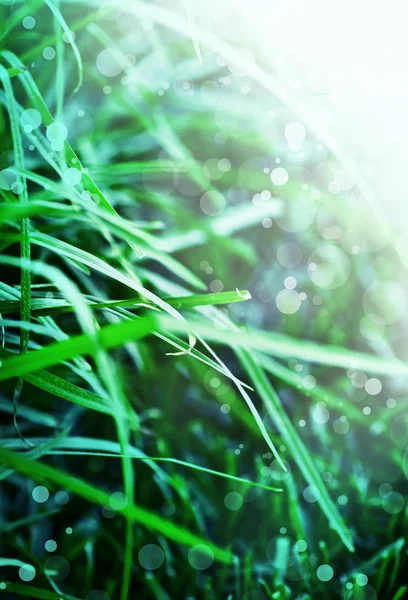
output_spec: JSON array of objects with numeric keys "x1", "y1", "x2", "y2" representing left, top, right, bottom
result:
[{"x1": 190, "y1": 0, "x2": 408, "y2": 222}]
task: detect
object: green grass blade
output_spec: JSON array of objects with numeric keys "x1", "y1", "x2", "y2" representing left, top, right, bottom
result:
[
  {"x1": 43, "y1": 0, "x2": 83, "y2": 94},
  {"x1": 0, "y1": 315, "x2": 156, "y2": 382},
  {"x1": 0, "y1": 290, "x2": 251, "y2": 316},
  {"x1": 0, "y1": 447, "x2": 234, "y2": 563},
  {"x1": 0, "y1": 581, "x2": 80, "y2": 600},
  {"x1": 157, "y1": 315, "x2": 408, "y2": 377},
  {"x1": 236, "y1": 346, "x2": 355, "y2": 552}
]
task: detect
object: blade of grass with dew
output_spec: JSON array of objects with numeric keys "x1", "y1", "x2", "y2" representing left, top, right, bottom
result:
[
  {"x1": 0, "y1": 63, "x2": 31, "y2": 448},
  {"x1": 0, "y1": 289, "x2": 251, "y2": 316},
  {"x1": 0, "y1": 314, "x2": 156, "y2": 382},
  {"x1": 1, "y1": 436, "x2": 184, "y2": 499},
  {"x1": 0, "y1": 581, "x2": 81, "y2": 600},
  {"x1": 5, "y1": 443, "x2": 283, "y2": 494},
  {"x1": 0, "y1": 258, "x2": 148, "y2": 600},
  {"x1": 0, "y1": 427, "x2": 70, "y2": 482},
  {"x1": 0, "y1": 446, "x2": 234, "y2": 563},
  {"x1": 42, "y1": 0, "x2": 82, "y2": 94},
  {"x1": 155, "y1": 315, "x2": 408, "y2": 377},
  {"x1": 1, "y1": 50, "x2": 125, "y2": 217},
  {"x1": 28, "y1": 230, "x2": 205, "y2": 310},
  {"x1": 0, "y1": 347, "x2": 137, "y2": 424},
  {"x1": 236, "y1": 346, "x2": 355, "y2": 552},
  {"x1": 0, "y1": 509, "x2": 60, "y2": 535},
  {"x1": 258, "y1": 354, "x2": 365, "y2": 424}
]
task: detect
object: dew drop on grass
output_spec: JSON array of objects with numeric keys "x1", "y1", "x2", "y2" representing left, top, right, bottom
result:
[
  {"x1": 270, "y1": 167, "x2": 289, "y2": 186},
  {"x1": 11, "y1": 181, "x2": 24, "y2": 195},
  {"x1": 200, "y1": 190, "x2": 226, "y2": 216},
  {"x1": 382, "y1": 491, "x2": 405, "y2": 514},
  {"x1": 32, "y1": 485, "x2": 49, "y2": 503},
  {"x1": 378, "y1": 483, "x2": 392, "y2": 497},
  {"x1": 303, "y1": 484, "x2": 320, "y2": 503},
  {"x1": 333, "y1": 416, "x2": 350, "y2": 434},
  {"x1": 365, "y1": 378, "x2": 382, "y2": 396},
  {"x1": 302, "y1": 375, "x2": 316, "y2": 390},
  {"x1": 356, "y1": 573, "x2": 368, "y2": 587},
  {"x1": 316, "y1": 564, "x2": 334, "y2": 582},
  {"x1": 19, "y1": 564, "x2": 35, "y2": 582},
  {"x1": 46, "y1": 122, "x2": 68, "y2": 151},
  {"x1": 188, "y1": 544, "x2": 214, "y2": 570},
  {"x1": 43, "y1": 46, "x2": 56, "y2": 60},
  {"x1": 224, "y1": 491, "x2": 243, "y2": 511},
  {"x1": 210, "y1": 279, "x2": 224, "y2": 293},
  {"x1": 351, "y1": 371, "x2": 367, "y2": 388},
  {"x1": 284, "y1": 276, "x2": 297, "y2": 289},
  {"x1": 22, "y1": 16, "x2": 36, "y2": 29},
  {"x1": 102, "y1": 506, "x2": 115, "y2": 518},
  {"x1": 275, "y1": 289, "x2": 301, "y2": 314},
  {"x1": 63, "y1": 30, "x2": 76, "y2": 43},
  {"x1": 313, "y1": 402, "x2": 330, "y2": 424},
  {"x1": 0, "y1": 168, "x2": 16, "y2": 190},
  {"x1": 218, "y1": 158, "x2": 231, "y2": 172},
  {"x1": 63, "y1": 167, "x2": 82, "y2": 186},
  {"x1": 21, "y1": 108, "x2": 42, "y2": 132},
  {"x1": 45, "y1": 539, "x2": 57, "y2": 552},
  {"x1": 109, "y1": 491, "x2": 128, "y2": 510},
  {"x1": 138, "y1": 544, "x2": 164, "y2": 570},
  {"x1": 96, "y1": 48, "x2": 125, "y2": 77},
  {"x1": 295, "y1": 539, "x2": 307, "y2": 552}
]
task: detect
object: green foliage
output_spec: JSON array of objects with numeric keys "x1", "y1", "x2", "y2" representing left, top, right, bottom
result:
[{"x1": 0, "y1": 1, "x2": 406, "y2": 599}]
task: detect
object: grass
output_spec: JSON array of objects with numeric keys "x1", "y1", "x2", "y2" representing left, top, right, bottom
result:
[{"x1": 0, "y1": 1, "x2": 407, "y2": 599}]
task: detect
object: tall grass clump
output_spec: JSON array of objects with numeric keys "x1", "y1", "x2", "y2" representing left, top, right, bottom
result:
[{"x1": 0, "y1": 1, "x2": 407, "y2": 599}]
